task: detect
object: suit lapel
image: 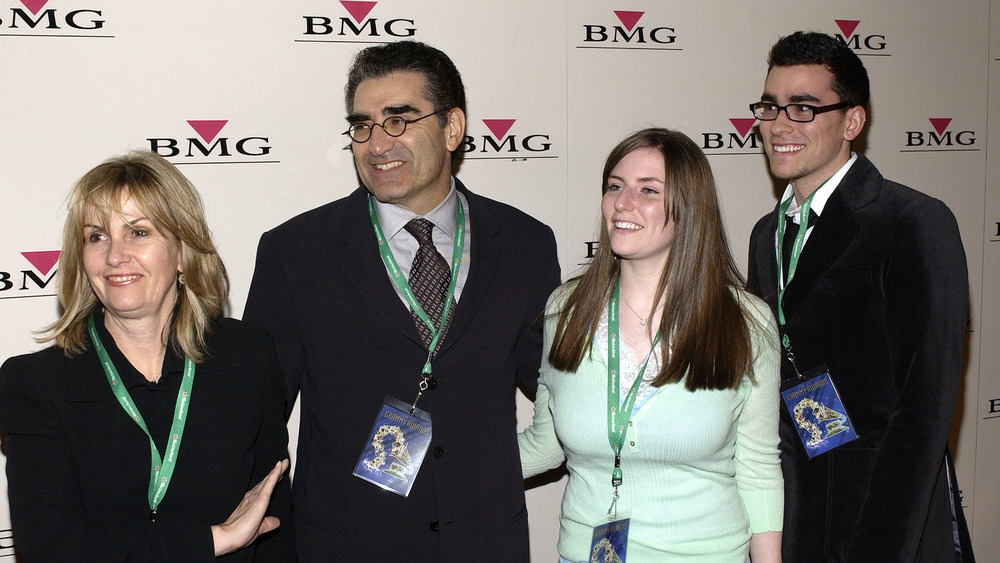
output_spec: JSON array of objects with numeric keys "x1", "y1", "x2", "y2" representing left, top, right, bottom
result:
[
  {"x1": 435, "y1": 181, "x2": 501, "y2": 356},
  {"x1": 781, "y1": 156, "x2": 880, "y2": 319},
  {"x1": 331, "y1": 188, "x2": 424, "y2": 347},
  {"x1": 755, "y1": 207, "x2": 782, "y2": 304}
]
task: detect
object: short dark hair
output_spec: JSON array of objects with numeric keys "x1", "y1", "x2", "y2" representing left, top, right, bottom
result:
[
  {"x1": 344, "y1": 40, "x2": 467, "y2": 126},
  {"x1": 767, "y1": 31, "x2": 870, "y2": 109}
]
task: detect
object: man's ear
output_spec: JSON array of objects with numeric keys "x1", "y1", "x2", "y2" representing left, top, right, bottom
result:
[
  {"x1": 444, "y1": 108, "x2": 466, "y2": 152},
  {"x1": 844, "y1": 106, "x2": 866, "y2": 142}
]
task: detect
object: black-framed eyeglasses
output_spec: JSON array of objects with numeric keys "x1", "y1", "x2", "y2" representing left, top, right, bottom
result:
[
  {"x1": 343, "y1": 109, "x2": 448, "y2": 143},
  {"x1": 749, "y1": 101, "x2": 851, "y2": 123}
]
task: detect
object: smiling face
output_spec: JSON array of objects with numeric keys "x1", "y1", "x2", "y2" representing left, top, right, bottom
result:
[
  {"x1": 759, "y1": 64, "x2": 865, "y2": 201},
  {"x1": 348, "y1": 70, "x2": 465, "y2": 215},
  {"x1": 82, "y1": 192, "x2": 181, "y2": 329},
  {"x1": 601, "y1": 147, "x2": 674, "y2": 270}
]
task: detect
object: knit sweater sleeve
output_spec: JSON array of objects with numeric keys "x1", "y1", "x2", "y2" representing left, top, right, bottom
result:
[{"x1": 734, "y1": 292, "x2": 784, "y2": 533}]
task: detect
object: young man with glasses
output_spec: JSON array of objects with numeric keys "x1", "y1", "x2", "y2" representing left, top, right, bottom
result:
[
  {"x1": 746, "y1": 31, "x2": 974, "y2": 562},
  {"x1": 244, "y1": 41, "x2": 560, "y2": 561}
]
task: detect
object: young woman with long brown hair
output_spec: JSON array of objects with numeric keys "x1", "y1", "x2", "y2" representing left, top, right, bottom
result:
[{"x1": 519, "y1": 128, "x2": 783, "y2": 562}]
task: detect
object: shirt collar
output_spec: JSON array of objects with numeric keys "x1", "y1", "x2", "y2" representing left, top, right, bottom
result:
[
  {"x1": 371, "y1": 177, "x2": 458, "y2": 240},
  {"x1": 780, "y1": 152, "x2": 858, "y2": 219}
]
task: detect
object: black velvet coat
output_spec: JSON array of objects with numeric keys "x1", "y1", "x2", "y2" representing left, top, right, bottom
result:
[
  {"x1": 243, "y1": 180, "x2": 560, "y2": 562},
  {"x1": 747, "y1": 155, "x2": 973, "y2": 562},
  {"x1": 0, "y1": 314, "x2": 295, "y2": 562}
]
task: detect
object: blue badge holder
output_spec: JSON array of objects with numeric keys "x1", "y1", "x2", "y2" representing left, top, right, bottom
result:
[
  {"x1": 353, "y1": 395, "x2": 433, "y2": 497},
  {"x1": 781, "y1": 365, "x2": 859, "y2": 458},
  {"x1": 590, "y1": 517, "x2": 629, "y2": 563}
]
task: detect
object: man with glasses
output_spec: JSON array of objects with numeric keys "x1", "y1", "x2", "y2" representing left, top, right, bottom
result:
[
  {"x1": 245, "y1": 41, "x2": 559, "y2": 561},
  {"x1": 746, "y1": 32, "x2": 974, "y2": 562}
]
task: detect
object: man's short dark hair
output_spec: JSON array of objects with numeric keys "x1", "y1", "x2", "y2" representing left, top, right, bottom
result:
[
  {"x1": 767, "y1": 31, "x2": 870, "y2": 109},
  {"x1": 345, "y1": 40, "x2": 467, "y2": 126}
]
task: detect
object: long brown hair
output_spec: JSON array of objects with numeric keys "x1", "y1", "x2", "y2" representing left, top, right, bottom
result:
[
  {"x1": 549, "y1": 128, "x2": 754, "y2": 390},
  {"x1": 39, "y1": 151, "x2": 229, "y2": 363}
]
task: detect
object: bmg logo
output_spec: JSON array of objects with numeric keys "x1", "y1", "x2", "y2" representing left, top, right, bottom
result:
[
  {"x1": 0, "y1": 1, "x2": 104, "y2": 32},
  {"x1": 833, "y1": 20, "x2": 888, "y2": 55},
  {"x1": 0, "y1": 251, "x2": 59, "y2": 298},
  {"x1": 460, "y1": 119, "x2": 553, "y2": 159},
  {"x1": 580, "y1": 10, "x2": 677, "y2": 48},
  {"x1": 902, "y1": 118, "x2": 977, "y2": 152},
  {"x1": 302, "y1": 1, "x2": 415, "y2": 39},
  {"x1": 147, "y1": 120, "x2": 273, "y2": 162}
]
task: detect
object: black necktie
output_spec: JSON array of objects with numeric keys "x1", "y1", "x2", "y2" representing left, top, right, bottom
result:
[
  {"x1": 781, "y1": 209, "x2": 818, "y2": 283},
  {"x1": 403, "y1": 218, "x2": 453, "y2": 349}
]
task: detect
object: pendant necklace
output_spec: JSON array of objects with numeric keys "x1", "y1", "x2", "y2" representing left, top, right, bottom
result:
[{"x1": 623, "y1": 297, "x2": 647, "y2": 326}]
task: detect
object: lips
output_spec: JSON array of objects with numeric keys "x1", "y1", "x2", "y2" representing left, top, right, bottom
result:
[
  {"x1": 771, "y1": 144, "x2": 804, "y2": 153},
  {"x1": 613, "y1": 220, "x2": 642, "y2": 231},
  {"x1": 105, "y1": 274, "x2": 141, "y2": 286},
  {"x1": 373, "y1": 161, "x2": 403, "y2": 171}
]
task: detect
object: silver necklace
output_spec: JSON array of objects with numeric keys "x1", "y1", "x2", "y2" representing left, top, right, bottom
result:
[{"x1": 623, "y1": 297, "x2": 647, "y2": 326}]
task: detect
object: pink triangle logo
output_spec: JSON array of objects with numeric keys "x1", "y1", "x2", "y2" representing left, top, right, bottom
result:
[
  {"x1": 20, "y1": 0, "x2": 49, "y2": 15},
  {"x1": 835, "y1": 20, "x2": 860, "y2": 39},
  {"x1": 187, "y1": 120, "x2": 228, "y2": 143},
  {"x1": 730, "y1": 118, "x2": 757, "y2": 138},
  {"x1": 929, "y1": 118, "x2": 952, "y2": 135},
  {"x1": 341, "y1": 1, "x2": 376, "y2": 23},
  {"x1": 483, "y1": 119, "x2": 516, "y2": 139},
  {"x1": 21, "y1": 251, "x2": 60, "y2": 275},
  {"x1": 614, "y1": 11, "x2": 644, "y2": 32}
]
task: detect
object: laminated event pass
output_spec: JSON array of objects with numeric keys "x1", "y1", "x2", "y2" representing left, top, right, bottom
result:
[{"x1": 353, "y1": 395, "x2": 433, "y2": 497}]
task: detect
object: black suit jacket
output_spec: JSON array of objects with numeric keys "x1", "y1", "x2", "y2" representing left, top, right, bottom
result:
[
  {"x1": 243, "y1": 179, "x2": 560, "y2": 562},
  {"x1": 747, "y1": 155, "x2": 972, "y2": 562},
  {"x1": 0, "y1": 315, "x2": 294, "y2": 562}
]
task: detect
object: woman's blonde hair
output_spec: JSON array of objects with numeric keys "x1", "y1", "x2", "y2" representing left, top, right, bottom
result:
[{"x1": 41, "y1": 150, "x2": 229, "y2": 362}]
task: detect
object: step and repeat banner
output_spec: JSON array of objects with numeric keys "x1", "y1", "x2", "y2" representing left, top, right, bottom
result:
[{"x1": 1, "y1": 1, "x2": 996, "y2": 560}]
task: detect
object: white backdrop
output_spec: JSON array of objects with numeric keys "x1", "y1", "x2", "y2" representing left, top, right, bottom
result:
[{"x1": 0, "y1": 1, "x2": 996, "y2": 560}]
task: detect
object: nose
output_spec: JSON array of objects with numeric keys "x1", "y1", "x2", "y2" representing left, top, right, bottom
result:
[
  {"x1": 769, "y1": 108, "x2": 795, "y2": 135},
  {"x1": 367, "y1": 123, "x2": 394, "y2": 156},
  {"x1": 106, "y1": 236, "x2": 129, "y2": 267},
  {"x1": 614, "y1": 188, "x2": 635, "y2": 211}
]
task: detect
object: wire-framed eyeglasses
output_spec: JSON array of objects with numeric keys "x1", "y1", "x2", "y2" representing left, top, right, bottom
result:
[{"x1": 343, "y1": 109, "x2": 448, "y2": 143}]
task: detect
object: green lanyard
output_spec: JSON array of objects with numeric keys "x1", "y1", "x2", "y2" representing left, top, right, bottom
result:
[
  {"x1": 775, "y1": 186, "x2": 823, "y2": 350},
  {"x1": 368, "y1": 193, "x2": 465, "y2": 409},
  {"x1": 606, "y1": 278, "x2": 660, "y2": 515},
  {"x1": 87, "y1": 314, "x2": 194, "y2": 521}
]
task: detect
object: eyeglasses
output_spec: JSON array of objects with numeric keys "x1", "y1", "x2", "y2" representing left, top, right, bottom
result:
[
  {"x1": 749, "y1": 101, "x2": 851, "y2": 123},
  {"x1": 343, "y1": 109, "x2": 448, "y2": 143}
]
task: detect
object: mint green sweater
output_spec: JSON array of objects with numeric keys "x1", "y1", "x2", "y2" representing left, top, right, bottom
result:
[{"x1": 519, "y1": 285, "x2": 784, "y2": 562}]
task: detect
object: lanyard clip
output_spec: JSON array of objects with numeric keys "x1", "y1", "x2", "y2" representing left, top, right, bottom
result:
[
  {"x1": 606, "y1": 486, "x2": 620, "y2": 520},
  {"x1": 410, "y1": 375, "x2": 437, "y2": 414},
  {"x1": 783, "y1": 340, "x2": 804, "y2": 380},
  {"x1": 611, "y1": 454, "x2": 622, "y2": 487}
]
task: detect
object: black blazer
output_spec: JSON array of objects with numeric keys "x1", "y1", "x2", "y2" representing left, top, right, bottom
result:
[
  {"x1": 243, "y1": 180, "x2": 560, "y2": 562},
  {"x1": 747, "y1": 155, "x2": 972, "y2": 562},
  {"x1": 0, "y1": 315, "x2": 294, "y2": 562}
]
